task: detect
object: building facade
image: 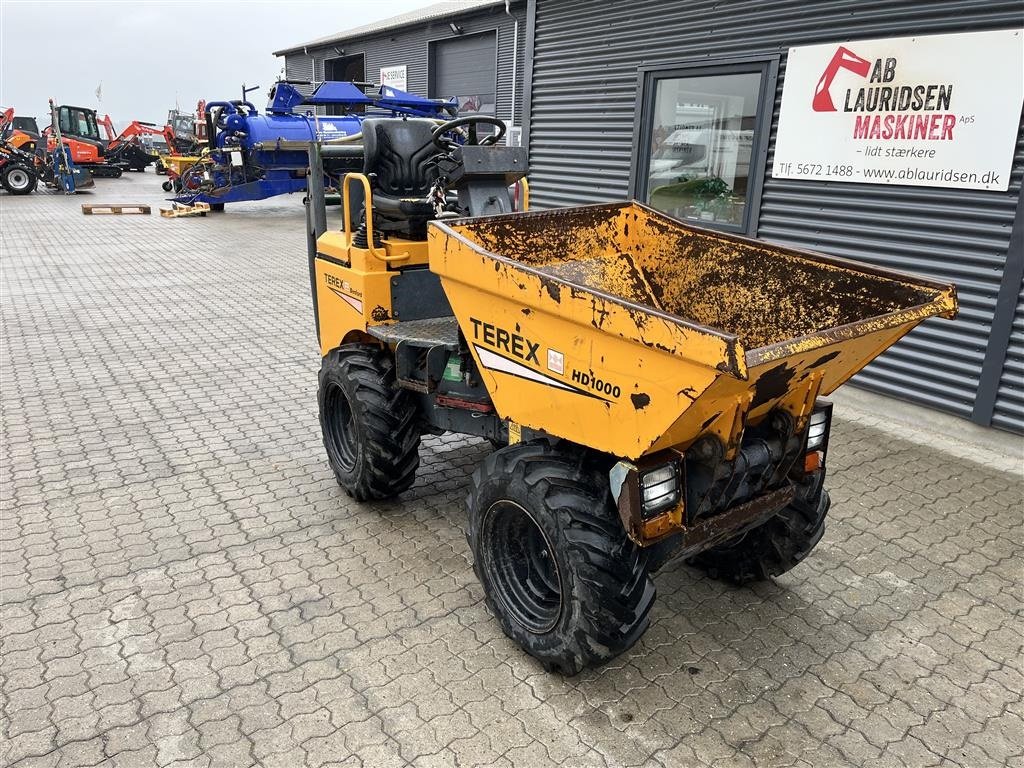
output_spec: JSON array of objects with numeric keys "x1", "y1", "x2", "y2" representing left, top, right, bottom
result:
[
  {"x1": 278, "y1": 0, "x2": 1024, "y2": 433},
  {"x1": 275, "y1": 0, "x2": 527, "y2": 141}
]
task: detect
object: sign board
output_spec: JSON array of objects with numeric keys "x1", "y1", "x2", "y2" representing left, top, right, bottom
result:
[
  {"x1": 772, "y1": 29, "x2": 1023, "y2": 191},
  {"x1": 380, "y1": 65, "x2": 408, "y2": 91}
]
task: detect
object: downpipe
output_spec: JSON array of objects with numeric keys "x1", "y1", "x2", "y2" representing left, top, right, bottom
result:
[{"x1": 505, "y1": 0, "x2": 518, "y2": 144}]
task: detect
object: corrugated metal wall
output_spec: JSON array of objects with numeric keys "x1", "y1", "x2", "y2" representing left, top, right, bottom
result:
[
  {"x1": 284, "y1": 55, "x2": 314, "y2": 85},
  {"x1": 526, "y1": 0, "x2": 1024, "y2": 430},
  {"x1": 993, "y1": 284, "x2": 1024, "y2": 432},
  {"x1": 281, "y1": 2, "x2": 527, "y2": 125}
]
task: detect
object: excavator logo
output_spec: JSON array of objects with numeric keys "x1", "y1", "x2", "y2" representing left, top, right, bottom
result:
[{"x1": 812, "y1": 46, "x2": 872, "y2": 112}]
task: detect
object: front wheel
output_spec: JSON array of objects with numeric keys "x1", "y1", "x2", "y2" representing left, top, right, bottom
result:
[
  {"x1": 688, "y1": 473, "x2": 830, "y2": 584},
  {"x1": 468, "y1": 441, "x2": 655, "y2": 675},
  {"x1": 1, "y1": 164, "x2": 37, "y2": 195},
  {"x1": 318, "y1": 345, "x2": 421, "y2": 501}
]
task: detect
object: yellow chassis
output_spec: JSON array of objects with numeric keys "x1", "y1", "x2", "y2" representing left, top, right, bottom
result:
[{"x1": 313, "y1": 173, "x2": 955, "y2": 544}]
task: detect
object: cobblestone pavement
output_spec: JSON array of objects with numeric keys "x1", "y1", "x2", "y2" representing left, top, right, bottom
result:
[{"x1": 2, "y1": 174, "x2": 1022, "y2": 768}]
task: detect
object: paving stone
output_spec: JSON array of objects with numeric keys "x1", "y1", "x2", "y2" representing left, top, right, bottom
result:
[{"x1": 1, "y1": 173, "x2": 1021, "y2": 768}]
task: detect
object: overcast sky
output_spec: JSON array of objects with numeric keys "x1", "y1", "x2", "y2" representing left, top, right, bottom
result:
[{"x1": 1, "y1": 0, "x2": 432, "y2": 127}]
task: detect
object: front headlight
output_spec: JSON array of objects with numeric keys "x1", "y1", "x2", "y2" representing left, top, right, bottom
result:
[
  {"x1": 640, "y1": 462, "x2": 681, "y2": 518},
  {"x1": 805, "y1": 401, "x2": 833, "y2": 454}
]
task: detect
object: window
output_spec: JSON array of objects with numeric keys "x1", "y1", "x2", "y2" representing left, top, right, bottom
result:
[
  {"x1": 57, "y1": 106, "x2": 99, "y2": 141},
  {"x1": 632, "y1": 58, "x2": 777, "y2": 234},
  {"x1": 11, "y1": 117, "x2": 38, "y2": 137}
]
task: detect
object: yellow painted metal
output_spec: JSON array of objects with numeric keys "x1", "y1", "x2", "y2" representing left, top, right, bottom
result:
[
  {"x1": 314, "y1": 237, "x2": 430, "y2": 356},
  {"x1": 158, "y1": 154, "x2": 201, "y2": 176},
  {"x1": 313, "y1": 187, "x2": 956, "y2": 462},
  {"x1": 428, "y1": 202, "x2": 957, "y2": 461},
  {"x1": 518, "y1": 178, "x2": 529, "y2": 211},
  {"x1": 341, "y1": 173, "x2": 410, "y2": 265}
]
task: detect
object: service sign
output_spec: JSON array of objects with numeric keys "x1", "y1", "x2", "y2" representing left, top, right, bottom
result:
[
  {"x1": 379, "y1": 65, "x2": 407, "y2": 91},
  {"x1": 772, "y1": 29, "x2": 1023, "y2": 191}
]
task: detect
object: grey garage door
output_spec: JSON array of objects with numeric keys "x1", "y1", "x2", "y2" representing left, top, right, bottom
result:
[{"x1": 430, "y1": 32, "x2": 496, "y2": 115}]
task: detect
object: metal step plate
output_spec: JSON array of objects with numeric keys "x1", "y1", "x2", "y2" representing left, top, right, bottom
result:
[{"x1": 367, "y1": 316, "x2": 460, "y2": 349}]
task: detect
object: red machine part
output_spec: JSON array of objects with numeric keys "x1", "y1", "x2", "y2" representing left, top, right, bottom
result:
[{"x1": 98, "y1": 115, "x2": 176, "y2": 150}]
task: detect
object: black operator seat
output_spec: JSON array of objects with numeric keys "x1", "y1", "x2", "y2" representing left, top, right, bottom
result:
[{"x1": 361, "y1": 118, "x2": 439, "y2": 240}]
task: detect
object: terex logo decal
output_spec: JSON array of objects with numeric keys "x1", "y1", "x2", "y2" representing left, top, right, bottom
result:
[
  {"x1": 469, "y1": 318, "x2": 539, "y2": 364},
  {"x1": 812, "y1": 47, "x2": 958, "y2": 141},
  {"x1": 324, "y1": 273, "x2": 363, "y2": 313},
  {"x1": 812, "y1": 46, "x2": 872, "y2": 112},
  {"x1": 469, "y1": 317, "x2": 618, "y2": 402}
]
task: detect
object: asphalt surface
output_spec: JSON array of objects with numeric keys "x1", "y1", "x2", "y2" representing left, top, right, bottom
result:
[{"x1": 1, "y1": 172, "x2": 1022, "y2": 767}]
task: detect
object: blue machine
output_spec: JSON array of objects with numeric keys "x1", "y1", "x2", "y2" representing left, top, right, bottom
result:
[{"x1": 172, "y1": 81, "x2": 457, "y2": 207}]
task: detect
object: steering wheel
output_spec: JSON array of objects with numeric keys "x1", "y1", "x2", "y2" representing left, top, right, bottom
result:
[{"x1": 431, "y1": 115, "x2": 506, "y2": 151}]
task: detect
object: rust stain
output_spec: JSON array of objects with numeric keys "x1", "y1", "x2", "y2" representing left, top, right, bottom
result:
[
  {"x1": 630, "y1": 392, "x2": 651, "y2": 410},
  {"x1": 539, "y1": 276, "x2": 561, "y2": 303},
  {"x1": 455, "y1": 203, "x2": 943, "y2": 352},
  {"x1": 679, "y1": 386, "x2": 698, "y2": 401}
]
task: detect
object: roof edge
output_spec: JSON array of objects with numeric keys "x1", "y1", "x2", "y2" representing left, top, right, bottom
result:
[{"x1": 273, "y1": 0, "x2": 514, "y2": 57}]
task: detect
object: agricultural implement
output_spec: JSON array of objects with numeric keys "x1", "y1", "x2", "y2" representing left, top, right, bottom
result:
[
  {"x1": 158, "y1": 153, "x2": 203, "y2": 194},
  {"x1": 170, "y1": 81, "x2": 457, "y2": 208},
  {"x1": 304, "y1": 115, "x2": 957, "y2": 674}
]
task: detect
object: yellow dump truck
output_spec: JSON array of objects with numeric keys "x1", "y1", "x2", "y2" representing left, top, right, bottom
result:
[{"x1": 305, "y1": 115, "x2": 957, "y2": 674}]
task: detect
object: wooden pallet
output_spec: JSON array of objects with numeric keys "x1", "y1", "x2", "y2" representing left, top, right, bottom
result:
[
  {"x1": 159, "y1": 202, "x2": 210, "y2": 218},
  {"x1": 82, "y1": 203, "x2": 152, "y2": 215}
]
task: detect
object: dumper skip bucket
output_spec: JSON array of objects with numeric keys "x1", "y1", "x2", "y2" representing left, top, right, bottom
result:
[{"x1": 428, "y1": 202, "x2": 957, "y2": 460}]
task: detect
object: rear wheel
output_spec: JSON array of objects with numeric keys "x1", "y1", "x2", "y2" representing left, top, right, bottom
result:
[
  {"x1": 209, "y1": 202, "x2": 225, "y2": 212},
  {"x1": 161, "y1": 180, "x2": 173, "y2": 192},
  {"x1": 1, "y1": 164, "x2": 37, "y2": 195},
  {"x1": 468, "y1": 441, "x2": 655, "y2": 675},
  {"x1": 318, "y1": 345, "x2": 420, "y2": 501},
  {"x1": 688, "y1": 473, "x2": 830, "y2": 584}
]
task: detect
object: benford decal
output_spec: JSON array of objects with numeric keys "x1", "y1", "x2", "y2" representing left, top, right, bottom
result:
[{"x1": 325, "y1": 274, "x2": 363, "y2": 313}]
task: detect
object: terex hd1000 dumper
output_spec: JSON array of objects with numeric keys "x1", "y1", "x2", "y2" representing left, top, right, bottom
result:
[{"x1": 305, "y1": 115, "x2": 957, "y2": 674}]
